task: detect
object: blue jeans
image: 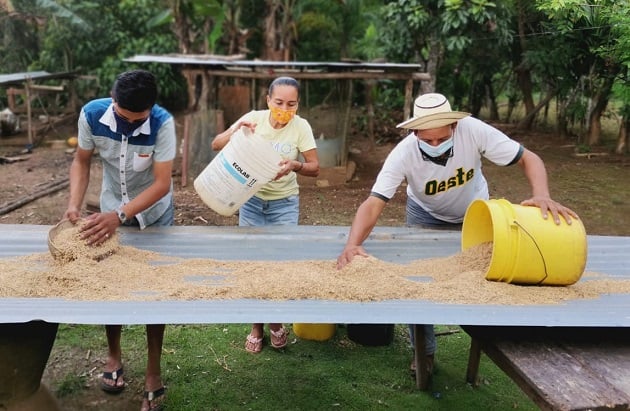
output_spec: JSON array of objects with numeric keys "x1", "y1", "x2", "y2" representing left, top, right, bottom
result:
[
  {"x1": 406, "y1": 198, "x2": 462, "y2": 356},
  {"x1": 123, "y1": 200, "x2": 175, "y2": 227},
  {"x1": 406, "y1": 198, "x2": 462, "y2": 230},
  {"x1": 239, "y1": 195, "x2": 299, "y2": 227},
  {"x1": 153, "y1": 203, "x2": 175, "y2": 226}
]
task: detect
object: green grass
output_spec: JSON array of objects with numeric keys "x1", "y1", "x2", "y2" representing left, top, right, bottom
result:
[
  {"x1": 50, "y1": 323, "x2": 537, "y2": 410},
  {"x1": 55, "y1": 373, "x2": 87, "y2": 398}
]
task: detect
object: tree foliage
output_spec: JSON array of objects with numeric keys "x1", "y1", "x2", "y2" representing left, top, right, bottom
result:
[
  {"x1": 0, "y1": 0, "x2": 627, "y2": 147},
  {"x1": 3, "y1": 0, "x2": 185, "y2": 110},
  {"x1": 534, "y1": 0, "x2": 627, "y2": 145}
]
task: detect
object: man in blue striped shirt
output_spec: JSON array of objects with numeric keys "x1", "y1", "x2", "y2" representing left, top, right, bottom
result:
[{"x1": 64, "y1": 69, "x2": 175, "y2": 411}]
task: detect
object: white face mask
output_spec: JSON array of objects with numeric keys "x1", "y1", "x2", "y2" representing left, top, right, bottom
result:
[{"x1": 417, "y1": 137, "x2": 454, "y2": 158}]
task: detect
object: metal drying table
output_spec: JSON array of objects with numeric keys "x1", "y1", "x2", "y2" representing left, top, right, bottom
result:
[{"x1": 1, "y1": 224, "x2": 629, "y2": 408}]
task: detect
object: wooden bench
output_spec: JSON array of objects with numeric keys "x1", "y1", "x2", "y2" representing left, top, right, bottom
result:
[{"x1": 462, "y1": 326, "x2": 630, "y2": 411}]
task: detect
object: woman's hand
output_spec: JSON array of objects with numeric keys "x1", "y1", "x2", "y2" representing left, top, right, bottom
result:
[
  {"x1": 231, "y1": 121, "x2": 257, "y2": 134},
  {"x1": 273, "y1": 159, "x2": 302, "y2": 180}
]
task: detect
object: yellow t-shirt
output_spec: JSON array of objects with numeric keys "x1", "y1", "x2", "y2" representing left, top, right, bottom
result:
[{"x1": 238, "y1": 110, "x2": 317, "y2": 200}]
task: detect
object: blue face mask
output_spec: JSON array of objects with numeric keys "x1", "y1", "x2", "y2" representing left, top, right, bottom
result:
[
  {"x1": 113, "y1": 111, "x2": 146, "y2": 136},
  {"x1": 417, "y1": 137, "x2": 454, "y2": 158}
]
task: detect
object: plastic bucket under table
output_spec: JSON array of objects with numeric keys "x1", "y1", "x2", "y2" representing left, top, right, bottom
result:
[
  {"x1": 346, "y1": 324, "x2": 394, "y2": 346},
  {"x1": 461, "y1": 199, "x2": 587, "y2": 286},
  {"x1": 293, "y1": 323, "x2": 336, "y2": 341}
]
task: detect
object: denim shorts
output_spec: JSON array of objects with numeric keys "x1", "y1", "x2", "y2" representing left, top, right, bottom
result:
[
  {"x1": 406, "y1": 198, "x2": 462, "y2": 230},
  {"x1": 239, "y1": 195, "x2": 299, "y2": 227}
]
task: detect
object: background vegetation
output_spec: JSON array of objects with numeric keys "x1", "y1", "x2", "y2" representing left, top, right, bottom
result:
[
  {"x1": 1, "y1": 0, "x2": 628, "y2": 152},
  {"x1": 1, "y1": 1, "x2": 627, "y2": 408}
]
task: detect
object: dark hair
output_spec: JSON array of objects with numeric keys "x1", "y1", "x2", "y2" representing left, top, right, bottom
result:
[
  {"x1": 111, "y1": 69, "x2": 158, "y2": 112},
  {"x1": 268, "y1": 76, "x2": 300, "y2": 97}
]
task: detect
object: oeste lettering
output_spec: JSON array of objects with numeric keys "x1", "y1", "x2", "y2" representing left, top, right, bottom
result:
[{"x1": 425, "y1": 167, "x2": 474, "y2": 195}]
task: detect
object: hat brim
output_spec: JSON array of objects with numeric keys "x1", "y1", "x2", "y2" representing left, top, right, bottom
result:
[{"x1": 396, "y1": 112, "x2": 470, "y2": 130}]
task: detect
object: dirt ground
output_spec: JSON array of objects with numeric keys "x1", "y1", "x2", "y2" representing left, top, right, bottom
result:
[
  {"x1": 1, "y1": 114, "x2": 628, "y2": 234},
  {"x1": 1, "y1": 112, "x2": 629, "y2": 409}
]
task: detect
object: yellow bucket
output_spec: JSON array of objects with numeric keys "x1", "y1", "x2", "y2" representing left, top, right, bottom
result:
[
  {"x1": 461, "y1": 199, "x2": 587, "y2": 285},
  {"x1": 292, "y1": 323, "x2": 336, "y2": 341}
]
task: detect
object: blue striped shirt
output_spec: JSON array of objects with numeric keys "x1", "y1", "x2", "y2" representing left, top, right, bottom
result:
[{"x1": 78, "y1": 98, "x2": 176, "y2": 228}]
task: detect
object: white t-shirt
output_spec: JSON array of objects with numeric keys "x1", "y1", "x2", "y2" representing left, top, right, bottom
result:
[{"x1": 371, "y1": 116, "x2": 522, "y2": 223}]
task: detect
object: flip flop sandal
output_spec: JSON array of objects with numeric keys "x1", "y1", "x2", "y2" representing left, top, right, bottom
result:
[
  {"x1": 143, "y1": 386, "x2": 166, "y2": 411},
  {"x1": 245, "y1": 333, "x2": 263, "y2": 353},
  {"x1": 100, "y1": 367, "x2": 124, "y2": 394},
  {"x1": 270, "y1": 327, "x2": 288, "y2": 349}
]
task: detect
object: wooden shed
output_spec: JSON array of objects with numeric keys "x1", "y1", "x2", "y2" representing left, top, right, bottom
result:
[
  {"x1": 124, "y1": 54, "x2": 430, "y2": 183},
  {"x1": 0, "y1": 70, "x2": 79, "y2": 147}
]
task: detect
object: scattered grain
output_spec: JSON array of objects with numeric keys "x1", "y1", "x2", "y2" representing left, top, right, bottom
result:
[{"x1": 0, "y1": 242, "x2": 629, "y2": 304}]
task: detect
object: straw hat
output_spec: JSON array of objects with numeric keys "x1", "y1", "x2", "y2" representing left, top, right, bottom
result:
[{"x1": 397, "y1": 93, "x2": 470, "y2": 130}]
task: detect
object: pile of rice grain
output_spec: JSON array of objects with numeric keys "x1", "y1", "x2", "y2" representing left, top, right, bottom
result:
[
  {"x1": 1, "y1": 241, "x2": 629, "y2": 304},
  {"x1": 50, "y1": 220, "x2": 120, "y2": 262}
]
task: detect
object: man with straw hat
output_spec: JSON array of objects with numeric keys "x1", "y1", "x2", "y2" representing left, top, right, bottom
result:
[{"x1": 336, "y1": 92, "x2": 577, "y2": 376}]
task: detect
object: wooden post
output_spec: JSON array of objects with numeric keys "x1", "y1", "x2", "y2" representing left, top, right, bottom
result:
[
  {"x1": 340, "y1": 79, "x2": 353, "y2": 166},
  {"x1": 25, "y1": 78, "x2": 33, "y2": 146},
  {"x1": 181, "y1": 114, "x2": 190, "y2": 187},
  {"x1": 413, "y1": 324, "x2": 431, "y2": 390},
  {"x1": 403, "y1": 78, "x2": 413, "y2": 121},
  {"x1": 365, "y1": 79, "x2": 375, "y2": 150},
  {"x1": 466, "y1": 337, "x2": 482, "y2": 386}
]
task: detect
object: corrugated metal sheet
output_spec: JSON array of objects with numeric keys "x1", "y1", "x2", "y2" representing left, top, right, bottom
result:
[
  {"x1": 1, "y1": 224, "x2": 629, "y2": 326},
  {"x1": 0, "y1": 71, "x2": 77, "y2": 86},
  {"x1": 124, "y1": 55, "x2": 424, "y2": 72},
  {"x1": 0, "y1": 71, "x2": 50, "y2": 85}
]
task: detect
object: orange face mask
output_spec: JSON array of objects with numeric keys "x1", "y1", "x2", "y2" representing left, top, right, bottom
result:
[{"x1": 269, "y1": 105, "x2": 297, "y2": 124}]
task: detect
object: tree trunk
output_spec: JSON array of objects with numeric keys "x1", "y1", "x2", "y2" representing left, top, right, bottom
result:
[
  {"x1": 587, "y1": 76, "x2": 614, "y2": 146},
  {"x1": 262, "y1": 0, "x2": 295, "y2": 62},
  {"x1": 263, "y1": 1, "x2": 281, "y2": 60},
  {"x1": 615, "y1": 116, "x2": 628, "y2": 154},
  {"x1": 515, "y1": 0, "x2": 535, "y2": 120},
  {"x1": 170, "y1": 0, "x2": 214, "y2": 110},
  {"x1": 586, "y1": 103, "x2": 603, "y2": 146},
  {"x1": 422, "y1": 36, "x2": 440, "y2": 94},
  {"x1": 517, "y1": 88, "x2": 556, "y2": 130},
  {"x1": 487, "y1": 81, "x2": 499, "y2": 121},
  {"x1": 181, "y1": 70, "x2": 213, "y2": 111},
  {"x1": 556, "y1": 98, "x2": 570, "y2": 140},
  {"x1": 506, "y1": 96, "x2": 517, "y2": 122},
  {"x1": 470, "y1": 76, "x2": 484, "y2": 117}
]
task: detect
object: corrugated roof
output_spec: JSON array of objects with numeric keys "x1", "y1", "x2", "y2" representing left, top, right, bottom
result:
[
  {"x1": 0, "y1": 70, "x2": 78, "y2": 86},
  {"x1": 124, "y1": 54, "x2": 424, "y2": 72},
  {"x1": 1, "y1": 224, "x2": 629, "y2": 326}
]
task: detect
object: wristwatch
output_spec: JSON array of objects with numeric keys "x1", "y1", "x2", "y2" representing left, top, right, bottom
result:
[{"x1": 115, "y1": 207, "x2": 127, "y2": 224}]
